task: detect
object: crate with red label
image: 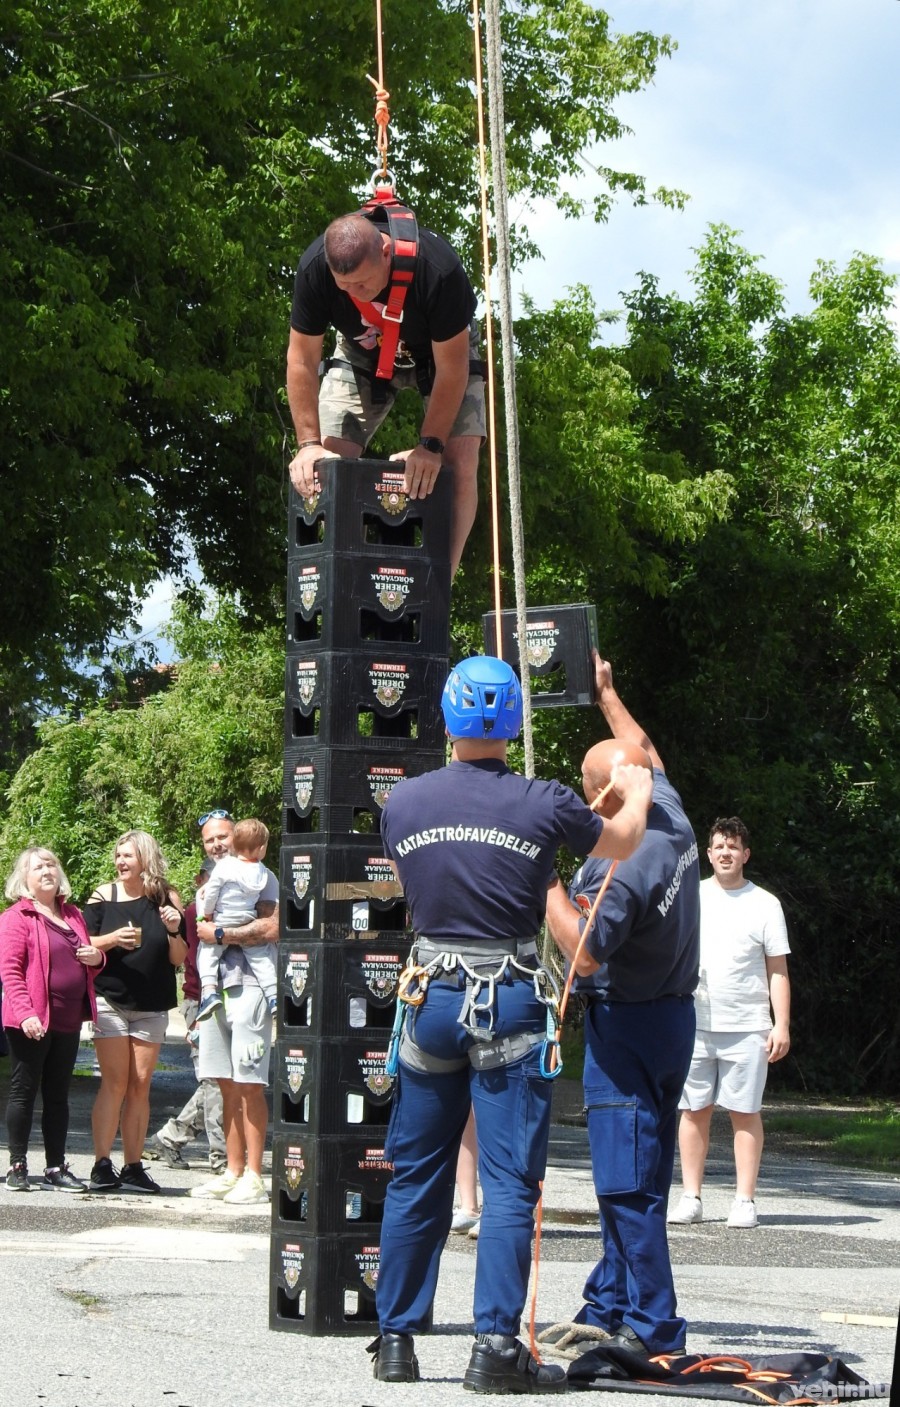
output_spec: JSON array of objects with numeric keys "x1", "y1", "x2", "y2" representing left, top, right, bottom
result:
[
  {"x1": 285, "y1": 649, "x2": 447, "y2": 750},
  {"x1": 274, "y1": 1036, "x2": 395, "y2": 1138},
  {"x1": 276, "y1": 941, "x2": 412, "y2": 1039},
  {"x1": 289, "y1": 455, "x2": 452, "y2": 560},
  {"x1": 282, "y1": 743, "x2": 443, "y2": 837},
  {"x1": 482, "y1": 602, "x2": 600, "y2": 707},
  {"x1": 269, "y1": 1231, "x2": 381, "y2": 1335},
  {"x1": 271, "y1": 1132, "x2": 393, "y2": 1235},
  {"x1": 288, "y1": 553, "x2": 450, "y2": 655}
]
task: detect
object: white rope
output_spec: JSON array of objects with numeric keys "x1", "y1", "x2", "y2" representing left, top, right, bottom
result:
[{"x1": 483, "y1": 0, "x2": 534, "y2": 779}]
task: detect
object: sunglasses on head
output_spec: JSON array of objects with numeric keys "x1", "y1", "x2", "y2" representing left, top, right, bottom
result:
[{"x1": 198, "y1": 809, "x2": 233, "y2": 828}]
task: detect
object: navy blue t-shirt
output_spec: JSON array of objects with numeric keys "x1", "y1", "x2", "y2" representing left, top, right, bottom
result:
[
  {"x1": 380, "y1": 758, "x2": 604, "y2": 943},
  {"x1": 570, "y1": 770, "x2": 700, "y2": 1002}
]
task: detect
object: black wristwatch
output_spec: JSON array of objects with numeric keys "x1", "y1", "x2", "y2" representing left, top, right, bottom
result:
[
  {"x1": 418, "y1": 435, "x2": 445, "y2": 455},
  {"x1": 214, "y1": 926, "x2": 226, "y2": 941}
]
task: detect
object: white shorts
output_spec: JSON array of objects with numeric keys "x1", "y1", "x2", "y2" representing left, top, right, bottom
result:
[
  {"x1": 679, "y1": 1029, "x2": 770, "y2": 1114},
  {"x1": 197, "y1": 986, "x2": 272, "y2": 1086},
  {"x1": 92, "y1": 995, "x2": 169, "y2": 1044}
]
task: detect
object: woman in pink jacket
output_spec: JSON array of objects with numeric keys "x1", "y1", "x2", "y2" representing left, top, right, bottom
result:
[{"x1": 0, "y1": 847, "x2": 104, "y2": 1192}]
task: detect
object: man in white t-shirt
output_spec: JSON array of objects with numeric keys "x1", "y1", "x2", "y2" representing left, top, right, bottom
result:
[{"x1": 669, "y1": 816, "x2": 790, "y2": 1229}]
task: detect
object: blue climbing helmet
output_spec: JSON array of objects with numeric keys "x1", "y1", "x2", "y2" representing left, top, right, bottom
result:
[{"x1": 441, "y1": 656, "x2": 523, "y2": 739}]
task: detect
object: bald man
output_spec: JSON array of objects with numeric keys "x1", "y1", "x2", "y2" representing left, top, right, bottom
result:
[{"x1": 545, "y1": 655, "x2": 700, "y2": 1360}]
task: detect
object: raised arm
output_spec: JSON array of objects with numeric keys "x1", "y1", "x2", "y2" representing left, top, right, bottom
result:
[{"x1": 593, "y1": 653, "x2": 664, "y2": 773}]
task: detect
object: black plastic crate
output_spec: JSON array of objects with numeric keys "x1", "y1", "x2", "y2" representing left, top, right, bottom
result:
[
  {"x1": 274, "y1": 1036, "x2": 395, "y2": 1138},
  {"x1": 269, "y1": 1231, "x2": 381, "y2": 1335},
  {"x1": 285, "y1": 650, "x2": 447, "y2": 750},
  {"x1": 289, "y1": 456, "x2": 452, "y2": 562},
  {"x1": 277, "y1": 941, "x2": 410, "y2": 1039},
  {"x1": 282, "y1": 744, "x2": 443, "y2": 837},
  {"x1": 280, "y1": 838, "x2": 402, "y2": 915},
  {"x1": 271, "y1": 1133, "x2": 393, "y2": 1234},
  {"x1": 482, "y1": 603, "x2": 600, "y2": 707},
  {"x1": 288, "y1": 554, "x2": 450, "y2": 655}
]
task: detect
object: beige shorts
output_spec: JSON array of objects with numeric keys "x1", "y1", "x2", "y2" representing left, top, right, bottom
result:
[
  {"x1": 319, "y1": 329, "x2": 486, "y2": 449},
  {"x1": 92, "y1": 994, "x2": 169, "y2": 1044}
]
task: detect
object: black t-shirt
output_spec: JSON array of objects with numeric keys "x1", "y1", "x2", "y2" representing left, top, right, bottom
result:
[
  {"x1": 290, "y1": 218, "x2": 477, "y2": 369},
  {"x1": 84, "y1": 885, "x2": 179, "y2": 1013}
]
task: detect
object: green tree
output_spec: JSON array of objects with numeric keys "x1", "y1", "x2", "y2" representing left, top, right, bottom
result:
[
  {"x1": 0, "y1": 597, "x2": 283, "y2": 899},
  {"x1": 1, "y1": 0, "x2": 681, "y2": 745},
  {"x1": 611, "y1": 230, "x2": 900, "y2": 1090}
]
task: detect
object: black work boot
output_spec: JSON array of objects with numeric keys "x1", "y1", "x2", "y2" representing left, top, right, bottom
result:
[
  {"x1": 463, "y1": 1334, "x2": 568, "y2": 1394},
  {"x1": 607, "y1": 1325, "x2": 686, "y2": 1360},
  {"x1": 367, "y1": 1332, "x2": 420, "y2": 1383}
]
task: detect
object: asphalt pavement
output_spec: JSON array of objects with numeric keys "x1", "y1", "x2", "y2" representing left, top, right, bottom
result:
[{"x1": 0, "y1": 1024, "x2": 896, "y2": 1407}]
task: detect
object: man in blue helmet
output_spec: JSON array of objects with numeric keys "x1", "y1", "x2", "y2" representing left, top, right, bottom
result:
[{"x1": 369, "y1": 655, "x2": 655, "y2": 1393}]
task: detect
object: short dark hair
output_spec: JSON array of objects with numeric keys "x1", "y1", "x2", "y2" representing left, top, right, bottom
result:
[
  {"x1": 323, "y1": 215, "x2": 383, "y2": 275},
  {"x1": 708, "y1": 816, "x2": 750, "y2": 849}
]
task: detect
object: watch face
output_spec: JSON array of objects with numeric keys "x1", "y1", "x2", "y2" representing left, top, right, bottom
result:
[{"x1": 419, "y1": 436, "x2": 444, "y2": 455}]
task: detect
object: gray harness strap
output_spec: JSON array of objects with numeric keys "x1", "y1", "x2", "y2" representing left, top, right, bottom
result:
[{"x1": 398, "y1": 1025, "x2": 545, "y2": 1074}]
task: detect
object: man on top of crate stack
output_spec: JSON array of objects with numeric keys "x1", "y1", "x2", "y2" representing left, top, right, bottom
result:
[
  {"x1": 286, "y1": 211, "x2": 485, "y2": 576},
  {"x1": 368, "y1": 654, "x2": 654, "y2": 1393}
]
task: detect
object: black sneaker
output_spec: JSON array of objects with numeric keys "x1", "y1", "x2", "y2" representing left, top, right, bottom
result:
[
  {"x1": 119, "y1": 1161, "x2": 161, "y2": 1194},
  {"x1": 89, "y1": 1156, "x2": 122, "y2": 1192},
  {"x1": 463, "y1": 1335, "x2": 568, "y2": 1394},
  {"x1": 367, "y1": 1333, "x2": 420, "y2": 1383},
  {"x1": 6, "y1": 1161, "x2": 30, "y2": 1192},
  {"x1": 42, "y1": 1163, "x2": 88, "y2": 1193}
]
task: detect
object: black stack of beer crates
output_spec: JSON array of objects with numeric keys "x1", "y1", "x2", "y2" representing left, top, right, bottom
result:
[{"x1": 270, "y1": 458, "x2": 451, "y2": 1335}]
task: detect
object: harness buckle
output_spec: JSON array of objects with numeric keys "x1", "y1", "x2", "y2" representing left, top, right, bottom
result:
[{"x1": 381, "y1": 306, "x2": 404, "y2": 325}]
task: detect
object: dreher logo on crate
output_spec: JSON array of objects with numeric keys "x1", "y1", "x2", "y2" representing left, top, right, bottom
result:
[
  {"x1": 371, "y1": 564, "x2": 412, "y2": 613},
  {"x1": 511, "y1": 619, "x2": 559, "y2": 669},
  {"x1": 281, "y1": 1244, "x2": 304, "y2": 1290},
  {"x1": 291, "y1": 855, "x2": 313, "y2": 901},
  {"x1": 284, "y1": 1048, "x2": 309, "y2": 1094},
  {"x1": 284, "y1": 952, "x2": 310, "y2": 1001},
  {"x1": 292, "y1": 764, "x2": 315, "y2": 812},
  {"x1": 293, "y1": 659, "x2": 318, "y2": 706},
  {"x1": 359, "y1": 1148, "x2": 391, "y2": 1172},
  {"x1": 368, "y1": 659, "x2": 410, "y2": 708},
  {"x1": 364, "y1": 856, "x2": 401, "y2": 901},
  {"x1": 281, "y1": 1145, "x2": 306, "y2": 1190},
  {"x1": 360, "y1": 953, "x2": 403, "y2": 1000},
  {"x1": 357, "y1": 1049, "x2": 394, "y2": 1099},
  {"x1": 368, "y1": 764, "x2": 405, "y2": 810},
  {"x1": 373, "y1": 471, "x2": 408, "y2": 516},
  {"x1": 297, "y1": 565, "x2": 321, "y2": 613},
  {"x1": 354, "y1": 1246, "x2": 380, "y2": 1292}
]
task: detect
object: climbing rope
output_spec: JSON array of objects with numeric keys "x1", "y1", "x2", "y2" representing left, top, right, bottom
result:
[{"x1": 368, "y1": 0, "x2": 391, "y2": 182}]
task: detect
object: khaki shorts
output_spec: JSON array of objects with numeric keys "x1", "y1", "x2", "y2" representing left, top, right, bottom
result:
[
  {"x1": 92, "y1": 994, "x2": 169, "y2": 1044},
  {"x1": 679, "y1": 1029, "x2": 770, "y2": 1114},
  {"x1": 318, "y1": 329, "x2": 486, "y2": 449}
]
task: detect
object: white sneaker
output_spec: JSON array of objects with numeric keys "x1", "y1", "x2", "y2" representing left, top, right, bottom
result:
[
  {"x1": 668, "y1": 1194, "x2": 703, "y2": 1224},
  {"x1": 727, "y1": 1196, "x2": 758, "y2": 1228},
  {"x1": 190, "y1": 1170, "x2": 240, "y2": 1200},
  {"x1": 223, "y1": 1170, "x2": 269, "y2": 1205},
  {"x1": 467, "y1": 1218, "x2": 480, "y2": 1240},
  {"x1": 451, "y1": 1208, "x2": 480, "y2": 1233}
]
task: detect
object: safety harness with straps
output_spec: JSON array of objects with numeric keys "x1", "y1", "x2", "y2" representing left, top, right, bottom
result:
[
  {"x1": 386, "y1": 936, "x2": 563, "y2": 1079},
  {"x1": 347, "y1": 184, "x2": 419, "y2": 381}
]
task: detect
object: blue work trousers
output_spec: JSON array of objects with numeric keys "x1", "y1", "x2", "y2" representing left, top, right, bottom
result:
[
  {"x1": 376, "y1": 976, "x2": 553, "y2": 1337},
  {"x1": 575, "y1": 995, "x2": 695, "y2": 1354}
]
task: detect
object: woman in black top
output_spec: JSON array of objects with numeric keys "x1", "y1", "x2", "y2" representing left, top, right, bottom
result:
[{"x1": 84, "y1": 830, "x2": 186, "y2": 1193}]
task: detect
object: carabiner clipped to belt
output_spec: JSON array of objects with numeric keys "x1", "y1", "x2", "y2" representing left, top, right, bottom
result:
[{"x1": 397, "y1": 963, "x2": 431, "y2": 1007}]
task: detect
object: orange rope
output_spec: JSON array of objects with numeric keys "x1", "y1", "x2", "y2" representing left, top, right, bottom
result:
[
  {"x1": 368, "y1": 0, "x2": 390, "y2": 179},
  {"x1": 472, "y1": 0, "x2": 504, "y2": 642}
]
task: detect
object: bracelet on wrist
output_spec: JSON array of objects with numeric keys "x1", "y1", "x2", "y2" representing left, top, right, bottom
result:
[{"x1": 296, "y1": 438, "x2": 322, "y2": 452}]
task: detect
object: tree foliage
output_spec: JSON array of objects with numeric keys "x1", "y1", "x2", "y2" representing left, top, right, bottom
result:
[
  {"x1": 0, "y1": 598, "x2": 283, "y2": 900},
  {"x1": 0, "y1": 0, "x2": 679, "y2": 739}
]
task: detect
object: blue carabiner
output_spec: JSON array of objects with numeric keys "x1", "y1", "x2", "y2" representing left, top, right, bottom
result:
[{"x1": 540, "y1": 1038, "x2": 563, "y2": 1080}]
